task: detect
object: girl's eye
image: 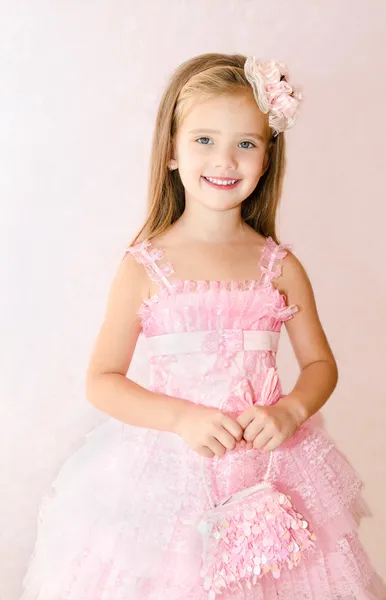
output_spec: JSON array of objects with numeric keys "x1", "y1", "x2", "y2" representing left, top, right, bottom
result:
[
  {"x1": 239, "y1": 141, "x2": 255, "y2": 149},
  {"x1": 196, "y1": 137, "x2": 213, "y2": 145},
  {"x1": 195, "y1": 137, "x2": 256, "y2": 149}
]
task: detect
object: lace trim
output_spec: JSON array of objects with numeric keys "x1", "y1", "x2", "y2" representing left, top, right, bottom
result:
[
  {"x1": 258, "y1": 236, "x2": 293, "y2": 287},
  {"x1": 125, "y1": 239, "x2": 175, "y2": 291},
  {"x1": 125, "y1": 236, "x2": 298, "y2": 324},
  {"x1": 136, "y1": 280, "x2": 298, "y2": 326},
  {"x1": 126, "y1": 235, "x2": 291, "y2": 292}
]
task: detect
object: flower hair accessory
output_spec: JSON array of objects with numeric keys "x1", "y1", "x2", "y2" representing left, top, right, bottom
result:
[
  {"x1": 198, "y1": 371, "x2": 316, "y2": 598},
  {"x1": 244, "y1": 56, "x2": 303, "y2": 136}
]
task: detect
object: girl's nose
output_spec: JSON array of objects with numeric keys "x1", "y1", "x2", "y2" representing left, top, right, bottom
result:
[{"x1": 215, "y1": 152, "x2": 238, "y2": 171}]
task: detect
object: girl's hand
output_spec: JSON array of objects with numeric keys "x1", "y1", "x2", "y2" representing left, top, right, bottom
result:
[
  {"x1": 237, "y1": 397, "x2": 301, "y2": 452},
  {"x1": 174, "y1": 404, "x2": 245, "y2": 458}
]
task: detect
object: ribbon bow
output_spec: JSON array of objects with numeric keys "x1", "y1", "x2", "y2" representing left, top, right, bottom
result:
[{"x1": 222, "y1": 367, "x2": 281, "y2": 419}]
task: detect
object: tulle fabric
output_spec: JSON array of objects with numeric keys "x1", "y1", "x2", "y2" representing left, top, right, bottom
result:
[
  {"x1": 19, "y1": 419, "x2": 386, "y2": 600},
  {"x1": 19, "y1": 237, "x2": 386, "y2": 600}
]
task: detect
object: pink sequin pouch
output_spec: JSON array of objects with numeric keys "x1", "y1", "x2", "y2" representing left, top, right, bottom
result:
[{"x1": 197, "y1": 370, "x2": 317, "y2": 598}]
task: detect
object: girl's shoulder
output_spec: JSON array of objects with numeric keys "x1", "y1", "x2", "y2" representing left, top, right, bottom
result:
[
  {"x1": 126, "y1": 229, "x2": 174, "y2": 251},
  {"x1": 271, "y1": 240, "x2": 311, "y2": 305}
]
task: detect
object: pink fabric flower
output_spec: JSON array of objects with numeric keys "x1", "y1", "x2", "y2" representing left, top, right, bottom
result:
[
  {"x1": 260, "y1": 366, "x2": 281, "y2": 406},
  {"x1": 244, "y1": 57, "x2": 303, "y2": 135}
]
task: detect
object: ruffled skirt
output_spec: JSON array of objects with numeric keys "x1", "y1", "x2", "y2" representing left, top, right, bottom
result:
[{"x1": 20, "y1": 415, "x2": 386, "y2": 600}]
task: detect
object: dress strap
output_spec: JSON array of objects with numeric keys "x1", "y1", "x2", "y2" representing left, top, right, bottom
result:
[
  {"x1": 124, "y1": 239, "x2": 175, "y2": 292},
  {"x1": 258, "y1": 236, "x2": 293, "y2": 286}
]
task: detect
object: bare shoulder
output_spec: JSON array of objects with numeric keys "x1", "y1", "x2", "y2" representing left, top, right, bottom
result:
[
  {"x1": 279, "y1": 248, "x2": 337, "y2": 371},
  {"x1": 120, "y1": 248, "x2": 150, "y2": 300},
  {"x1": 278, "y1": 248, "x2": 319, "y2": 315},
  {"x1": 279, "y1": 248, "x2": 310, "y2": 296}
]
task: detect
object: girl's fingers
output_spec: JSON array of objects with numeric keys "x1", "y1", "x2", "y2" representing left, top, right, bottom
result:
[
  {"x1": 215, "y1": 426, "x2": 238, "y2": 451},
  {"x1": 252, "y1": 429, "x2": 273, "y2": 450},
  {"x1": 243, "y1": 419, "x2": 264, "y2": 442},
  {"x1": 260, "y1": 436, "x2": 278, "y2": 452},
  {"x1": 200, "y1": 446, "x2": 215, "y2": 458},
  {"x1": 237, "y1": 439, "x2": 253, "y2": 449},
  {"x1": 236, "y1": 409, "x2": 255, "y2": 430},
  {"x1": 235, "y1": 439, "x2": 247, "y2": 450},
  {"x1": 208, "y1": 437, "x2": 227, "y2": 458},
  {"x1": 222, "y1": 414, "x2": 244, "y2": 442}
]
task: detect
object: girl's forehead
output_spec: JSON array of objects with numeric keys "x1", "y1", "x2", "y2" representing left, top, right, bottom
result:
[{"x1": 179, "y1": 92, "x2": 268, "y2": 135}]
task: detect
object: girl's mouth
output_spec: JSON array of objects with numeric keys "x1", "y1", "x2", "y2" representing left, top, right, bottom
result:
[{"x1": 202, "y1": 176, "x2": 241, "y2": 190}]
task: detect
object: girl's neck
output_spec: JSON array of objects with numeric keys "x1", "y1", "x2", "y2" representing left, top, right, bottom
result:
[{"x1": 170, "y1": 214, "x2": 250, "y2": 245}]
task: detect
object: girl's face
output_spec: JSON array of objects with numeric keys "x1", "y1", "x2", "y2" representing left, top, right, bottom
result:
[{"x1": 172, "y1": 91, "x2": 270, "y2": 212}]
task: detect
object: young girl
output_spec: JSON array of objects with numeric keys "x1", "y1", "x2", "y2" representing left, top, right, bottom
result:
[{"x1": 20, "y1": 53, "x2": 385, "y2": 600}]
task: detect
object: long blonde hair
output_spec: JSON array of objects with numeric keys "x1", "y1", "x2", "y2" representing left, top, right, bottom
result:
[{"x1": 130, "y1": 52, "x2": 287, "y2": 246}]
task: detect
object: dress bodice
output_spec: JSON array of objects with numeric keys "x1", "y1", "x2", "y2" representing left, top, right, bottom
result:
[
  {"x1": 124, "y1": 236, "x2": 299, "y2": 410},
  {"x1": 125, "y1": 236, "x2": 298, "y2": 336}
]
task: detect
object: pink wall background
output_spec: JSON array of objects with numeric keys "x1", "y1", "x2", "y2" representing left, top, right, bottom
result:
[{"x1": 1, "y1": 1, "x2": 385, "y2": 598}]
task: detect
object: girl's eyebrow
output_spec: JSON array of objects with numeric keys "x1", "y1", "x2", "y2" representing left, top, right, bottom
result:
[{"x1": 188, "y1": 128, "x2": 265, "y2": 142}]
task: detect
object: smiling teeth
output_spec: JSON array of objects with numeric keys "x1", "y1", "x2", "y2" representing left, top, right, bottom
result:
[{"x1": 205, "y1": 177, "x2": 238, "y2": 185}]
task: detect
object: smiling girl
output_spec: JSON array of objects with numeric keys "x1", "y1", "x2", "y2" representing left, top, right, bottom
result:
[{"x1": 20, "y1": 53, "x2": 385, "y2": 600}]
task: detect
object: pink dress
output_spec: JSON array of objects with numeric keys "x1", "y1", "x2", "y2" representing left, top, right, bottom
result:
[{"x1": 20, "y1": 236, "x2": 385, "y2": 600}]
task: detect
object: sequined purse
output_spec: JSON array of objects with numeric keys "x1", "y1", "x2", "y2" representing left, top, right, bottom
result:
[{"x1": 197, "y1": 372, "x2": 317, "y2": 598}]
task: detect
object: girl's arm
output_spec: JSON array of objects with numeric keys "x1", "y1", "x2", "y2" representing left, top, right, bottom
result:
[
  {"x1": 85, "y1": 253, "x2": 191, "y2": 432},
  {"x1": 278, "y1": 250, "x2": 339, "y2": 426},
  {"x1": 85, "y1": 253, "x2": 244, "y2": 457}
]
